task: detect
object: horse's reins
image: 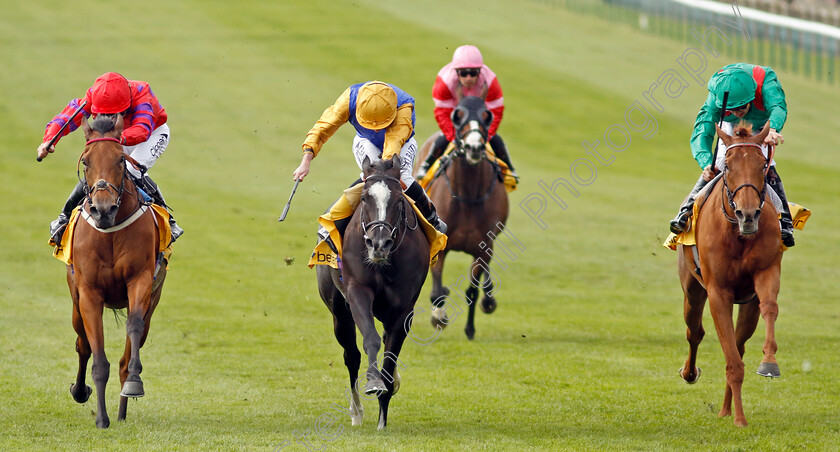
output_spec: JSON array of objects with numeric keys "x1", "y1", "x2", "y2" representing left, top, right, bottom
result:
[
  {"x1": 720, "y1": 142, "x2": 769, "y2": 224},
  {"x1": 360, "y1": 174, "x2": 418, "y2": 253}
]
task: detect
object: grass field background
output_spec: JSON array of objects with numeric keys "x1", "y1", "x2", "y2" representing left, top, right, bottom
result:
[{"x1": 1, "y1": 0, "x2": 838, "y2": 450}]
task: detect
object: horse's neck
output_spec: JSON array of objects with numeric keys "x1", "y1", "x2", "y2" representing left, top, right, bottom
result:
[{"x1": 449, "y1": 157, "x2": 494, "y2": 198}]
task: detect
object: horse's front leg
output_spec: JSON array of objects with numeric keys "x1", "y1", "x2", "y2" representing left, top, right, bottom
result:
[
  {"x1": 78, "y1": 287, "x2": 110, "y2": 428},
  {"x1": 429, "y1": 250, "x2": 450, "y2": 329},
  {"x1": 708, "y1": 288, "x2": 748, "y2": 426},
  {"x1": 753, "y1": 268, "x2": 781, "y2": 378},
  {"x1": 375, "y1": 309, "x2": 412, "y2": 430},
  {"x1": 679, "y1": 251, "x2": 706, "y2": 384},
  {"x1": 70, "y1": 300, "x2": 93, "y2": 404},
  {"x1": 346, "y1": 284, "x2": 385, "y2": 395},
  {"x1": 120, "y1": 274, "x2": 155, "y2": 399}
]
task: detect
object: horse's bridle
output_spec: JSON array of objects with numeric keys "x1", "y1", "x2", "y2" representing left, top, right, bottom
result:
[
  {"x1": 441, "y1": 123, "x2": 501, "y2": 205},
  {"x1": 79, "y1": 137, "x2": 146, "y2": 212},
  {"x1": 720, "y1": 142, "x2": 769, "y2": 224},
  {"x1": 360, "y1": 174, "x2": 417, "y2": 252}
]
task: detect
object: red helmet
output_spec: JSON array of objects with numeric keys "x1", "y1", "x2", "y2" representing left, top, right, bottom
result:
[{"x1": 90, "y1": 72, "x2": 131, "y2": 114}]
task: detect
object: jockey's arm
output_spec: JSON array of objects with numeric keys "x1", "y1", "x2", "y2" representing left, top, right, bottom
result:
[
  {"x1": 381, "y1": 104, "x2": 414, "y2": 160},
  {"x1": 302, "y1": 88, "x2": 352, "y2": 157}
]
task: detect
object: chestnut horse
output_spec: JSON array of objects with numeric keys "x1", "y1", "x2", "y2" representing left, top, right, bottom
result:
[
  {"x1": 316, "y1": 155, "x2": 429, "y2": 430},
  {"x1": 677, "y1": 122, "x2": 782, "y2": 427},
  {"x1": 416, "y1": 96, "x2": 509, "y2": 339},
  {"x1": 67, "y1": 114, "x2": 167, "y2": 428}
]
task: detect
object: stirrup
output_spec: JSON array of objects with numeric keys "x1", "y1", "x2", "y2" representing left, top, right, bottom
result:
[
  {"x1": 669, "y1": 209, "x2": 691, "y2": 234},
  {"x1": 50, "y1": 213, "x2": 70, "y2": 243},
  {"x1": 780, "y1": 226, "x2": 795, "y2": 247}
]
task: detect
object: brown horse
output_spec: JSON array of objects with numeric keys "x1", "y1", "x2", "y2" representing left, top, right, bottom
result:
[
  {"x1": 66, "y1": 114, "x2": 167, "y2": 428},
  {"x1": 416, "y1": 96, "x2": 509, "y2": 340},
  {"x1": 677, "y1": 122, "x2": 782, "y2": 427},
  {"x1": 316, "y1": 155, "x2": 429, "y2": 429}
]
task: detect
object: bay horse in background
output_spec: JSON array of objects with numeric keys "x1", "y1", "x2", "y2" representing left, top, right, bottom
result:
[
  {"x1": 317, "y1": 155, "x2": 429, "y2": 430},
  {"x1": 677, "y1": 122, "x2": 782, "y2": 427},
  {"x1": 67, "y1": 114, "x2": 167, "y2": 428},
  {"x1": 415, "y1": 96, "x2": 509, "y2": 340}
]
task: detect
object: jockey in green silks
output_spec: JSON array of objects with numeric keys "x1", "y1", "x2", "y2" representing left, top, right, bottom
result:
[{"x1": 669, "y1": 63, "x2": 795, "y2": 247}]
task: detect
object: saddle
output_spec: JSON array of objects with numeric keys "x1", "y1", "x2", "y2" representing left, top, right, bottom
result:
[
  {"x1": 307, "y1": 183, "x2": 447, "y2": 269},
  {"x1": 418, "y1": 142, "x2": 518, "y2": 193}
]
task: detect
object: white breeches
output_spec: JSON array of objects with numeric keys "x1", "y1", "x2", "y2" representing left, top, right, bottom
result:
[
  {"x1": 123, "y1": 124, "x2": 170, "y2": 179},
  {"x1": 352, "y1": 135, "x2": 418, "y2": 189}
]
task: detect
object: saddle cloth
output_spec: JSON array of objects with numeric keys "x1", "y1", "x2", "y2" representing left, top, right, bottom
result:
[
  {"x1": 663, "y1": 193, "x2": 811, "y2": 253},
  {"x1": 418, "y1": 142, "x2": 518, "y2": 193},
  {"x1": 307, "y1": 183, "x2": 447, "y2": 269},
  {"x1": 51, "y1": 204, "x2": 173, "y2": 266}
]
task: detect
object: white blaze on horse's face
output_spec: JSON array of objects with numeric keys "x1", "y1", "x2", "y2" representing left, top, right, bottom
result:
[
  {"x1": 369, "y1": 181, "x2": 390, "y2": 222},
  {"x1": 463, "y1": 120, "x2": 485, "y2": 164}
]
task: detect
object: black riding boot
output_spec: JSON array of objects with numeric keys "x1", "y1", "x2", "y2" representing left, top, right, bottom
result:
[
  {"x1": 767, "y1": 167, "x2": 795, "y2": 247},
  {"x1": 50, "y1": 180, "x2": 87, "y2": 243},
  {"x1": 669, "y1": 174, "x2": 710, "y2": 234},
  {"x1": 416, "y1": 134, "x2": 449, "y2": 180},
  {"x1": 137, "y1": 175, "x2": 184, "y2": 242},
  {"x1": 405, "y1": 181, "x2": 447, "y2": 234},
  {"x1": 489, "y1": 134, "x2": 517, "y2": 178}
]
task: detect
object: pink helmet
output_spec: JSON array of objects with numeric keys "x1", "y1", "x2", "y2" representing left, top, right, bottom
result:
[{"x1": 452, "y1": 45, "x2": 483, "y2": 69}]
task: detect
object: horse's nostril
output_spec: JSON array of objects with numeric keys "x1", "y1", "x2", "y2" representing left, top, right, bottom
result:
[
  {"x1": 734, "y1": 210, "x2": 744, "y2": 220},
  {"x1": 108, "y1": 205, "x2": 119, "y2": 216},
  {"x1": 365, "y1": 238, "x2": 373, "y2": 248},
  {"x1": 383, "y1": 239, "x2": 394, "y2": 250}
]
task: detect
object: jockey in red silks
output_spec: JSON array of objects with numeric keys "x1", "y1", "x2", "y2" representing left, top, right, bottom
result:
[
  {"x1": 416, "y1": 44, "x2": 516, "y2": 179},
  {"x1": 37, "y1": 72, "x2": 183, "y2": 244},
  {"x1": 293, "y1": 81, "x2": 447, "y2": 234}
]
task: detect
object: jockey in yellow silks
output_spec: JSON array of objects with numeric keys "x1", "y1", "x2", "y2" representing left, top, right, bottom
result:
[{"x1": 292, "y1": 81, "x2": 447, "y2": 235}]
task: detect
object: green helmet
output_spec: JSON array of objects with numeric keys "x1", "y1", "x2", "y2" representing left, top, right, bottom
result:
[{"x1": 708, "y1": 66, "x2": 756, "y2": 109}]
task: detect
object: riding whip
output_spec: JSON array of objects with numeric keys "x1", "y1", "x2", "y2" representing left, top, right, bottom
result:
[
  {"x1": 37, "y1": 99, "x2": 88, "y2": 162},
  {"x1": 278, "y1": 179, "x2": 301, "y2": 222},
  {"x1": 710, "y1": 91, "x2": 728, "y2": 174}
]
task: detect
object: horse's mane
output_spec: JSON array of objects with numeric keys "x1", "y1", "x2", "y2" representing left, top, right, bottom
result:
[
  {"x1": 91, "y1": 114, "x2": 119, "y2": 134},
  {"x1": 732, "y1": 122, "x2": 753, "y2": 139}
]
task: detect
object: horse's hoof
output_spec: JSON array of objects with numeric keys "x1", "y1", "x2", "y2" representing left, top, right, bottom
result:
[
  {"x1": 756, "y1": 362, "x2": 780, "y2": 378},
  {"x1": 364, "y1": 379, "x2": 388, "y2": 396},
  {"x1": 480, "y1": 296, "x2": 497, "y2": 314},
  {"x1": 120, "y1": 380, "x2": 145, "y2": 398},
  {"x1": 679, "y1": 366, "x2": 701, "y2": 384},
  {"x1": 465, "y1": 327, "x2": 475, "y2": 341},
  {"x1": 430, "y1": 307, "x2": 449, "y2": 329},
  {"x1": 96, "y1": 415, "x2": 110, "y2": 429},
  {"x1": 70, "y1": 383, "x2": 92, "y2": 403}
]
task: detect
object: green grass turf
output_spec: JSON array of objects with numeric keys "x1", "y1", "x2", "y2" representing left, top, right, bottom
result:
[{"x1": 1, "y1": 0, "x2": 838, "y2": 450}]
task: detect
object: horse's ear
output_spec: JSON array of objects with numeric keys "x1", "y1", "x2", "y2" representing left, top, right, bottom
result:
[
  {"x1": 80, "y1": 116, "x2": 92, "y2": 140},
  {"x1": 113, "y1": 114, "x2": 125, "y2": 137},
  {"x1": 753, "y1": 121, "x2": 771, "y2": 145},
  {"x1": 362, "y1": 155, "x2": 373, "y2": 176},
  {"x1": 715, "y1": 123, "x2": 732, "y2": 147},
  {"x1": 390, "y1": 153, "x2": 401, "y2": 171}
]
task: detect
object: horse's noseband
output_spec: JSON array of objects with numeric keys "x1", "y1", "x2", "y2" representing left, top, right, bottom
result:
[{"x1": 360, "y1": 174, "x2": 404, "y2": 243}]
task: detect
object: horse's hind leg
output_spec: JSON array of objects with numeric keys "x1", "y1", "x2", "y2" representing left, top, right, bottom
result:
[{"x1": 70, "y1": 302, "x2": 92, "y2": 404}]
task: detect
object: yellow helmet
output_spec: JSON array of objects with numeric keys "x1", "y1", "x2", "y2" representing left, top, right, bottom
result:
[{"x1": 356, "y1": 81, "x2": 397, "y2": 130}]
